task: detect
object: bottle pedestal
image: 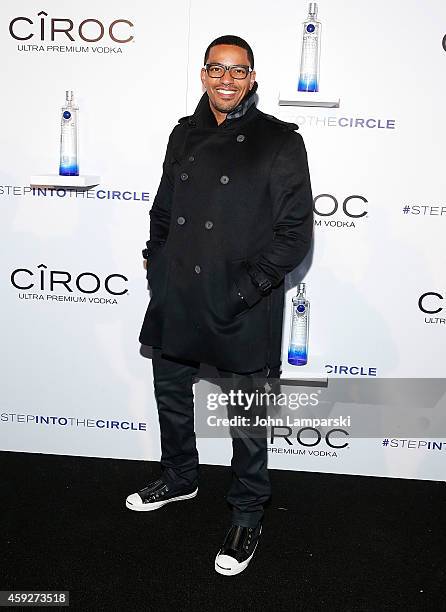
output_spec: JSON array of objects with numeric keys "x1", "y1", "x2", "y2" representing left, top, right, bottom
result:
[
  {"x1": 278, "y1": 90, "x2": 340, "y2": 108},
  {"x1": 30, "y1": 174, "x2": 100, "y2": 189},
  {"x1": 281, "y1": 352, "x2": 328, "y2": 383}
]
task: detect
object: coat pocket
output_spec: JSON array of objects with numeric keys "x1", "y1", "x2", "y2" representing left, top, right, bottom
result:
[
  {"x1": 147, "y1": 246, "x2": 166, "y2": 286},
  {"x1": 226, "y1": 259, "x2": 251, "y2": 319}
]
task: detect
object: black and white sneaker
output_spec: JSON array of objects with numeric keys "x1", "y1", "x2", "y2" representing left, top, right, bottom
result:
[
  {"x1": 214, "y1": 521, "x2": 262, "y2": 576},
  {"x1": 126, "y1": 478, "x2": 198, "y2": 512}
]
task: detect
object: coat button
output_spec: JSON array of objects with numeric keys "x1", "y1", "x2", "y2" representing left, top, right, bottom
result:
[
  {"x1": 204, "y1": 220, "x2": 213, "y2": 230},
  {"x1": 177, "y1": 216, "x2": 186, "y2": 225},
  {"x1": 220, "y1": 175, "x2": 229, "y2": 185},
  {"x1": 194, "y1": 265, "x2": 201, "y2": 274},
  {"x1": 188, "y1": 155, "x2": 195, "y2": 162},
  {"x1": 180, "y1": 172, "x2": 189, "y2": 181},
  {"x1": 236, "y1": 134, "x2": 245, "y2": 142}
]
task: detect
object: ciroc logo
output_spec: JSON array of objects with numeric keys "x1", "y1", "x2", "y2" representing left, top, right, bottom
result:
[
  {"x1": 418, "y1": 291, "x2": 446, "y2": 325},
  {"x1": 313, "y1": 193, "x2": 368, "y2": 229},
  {"x1": 11, "y1": 264, "x2": 128, "y2": 304},
  {"x1": 9, "y1": 11, "x2": 134, "y2": 43},
  {"x1": 270, "y1": 426, "x2": 349, "y2": 449}
]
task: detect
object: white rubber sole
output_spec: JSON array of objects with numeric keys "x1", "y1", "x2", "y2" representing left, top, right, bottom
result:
[
  {"x1": 125, "y1": 487, "x2": 198, "y2": 512},
  {"x1": 214, "y1": 527, "x2": 262, "y2": 576}
]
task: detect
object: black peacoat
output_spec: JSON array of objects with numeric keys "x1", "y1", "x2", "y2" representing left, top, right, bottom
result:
[{"x1": 139, "y1": 83, "x2": 313, "y2": 374}]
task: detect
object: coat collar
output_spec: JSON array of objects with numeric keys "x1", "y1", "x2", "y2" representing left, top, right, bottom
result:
[{"x1": 181, "y1": 81, "x2": 259, "y2": 129}]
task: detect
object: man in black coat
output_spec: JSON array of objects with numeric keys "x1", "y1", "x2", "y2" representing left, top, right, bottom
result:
[{"x1": 127, "y1": 35, "x2": 313, "y2": 576}]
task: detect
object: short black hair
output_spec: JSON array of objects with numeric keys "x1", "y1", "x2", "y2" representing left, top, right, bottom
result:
[{"x1": 204, "y1": 35, "x2": 254, "y2": 69}]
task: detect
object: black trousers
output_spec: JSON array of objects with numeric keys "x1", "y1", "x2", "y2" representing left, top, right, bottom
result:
[{"x1": 152, "y1": 347, "x2": 272, "y2": 527}]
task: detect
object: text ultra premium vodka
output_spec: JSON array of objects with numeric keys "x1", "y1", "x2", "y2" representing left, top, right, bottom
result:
[
  {"x1": 288, "y1": 283, "x2": 310, "y2": 366},
  {"x1": 298, "y1": 2, "x2": 321, "y2": 92},
  {"x1": 59, "y1": 90, "x2": 79, "y2": 176}
]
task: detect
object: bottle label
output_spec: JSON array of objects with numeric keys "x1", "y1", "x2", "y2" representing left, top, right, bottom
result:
[
  {"x1": 60, "y1": 108, "x2": 78, "y2": 176},
  {"x1": 298, "y1": 21, "x2": 320, "y2": 92},
  {"x1": 288, "y1": 301, "x2": 309, "y2": 365}
]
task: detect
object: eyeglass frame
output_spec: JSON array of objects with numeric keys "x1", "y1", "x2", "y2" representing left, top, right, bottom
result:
[{"x1": 204, "y1": 63, "x2": 253, "y2": 80}]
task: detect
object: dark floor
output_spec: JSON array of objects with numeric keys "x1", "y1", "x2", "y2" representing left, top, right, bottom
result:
[{"x1": 1, "y1": 451, "x2": 445, "y2": 611}]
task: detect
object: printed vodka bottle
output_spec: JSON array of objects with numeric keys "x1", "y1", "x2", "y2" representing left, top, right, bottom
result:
[
  {"x1": 288, "y1": 283, "x2": 310, "y2": 366},
  {"x1": 298, "y1": 2, "x2": 321, "y2": 92},
  {"x1": 59, "y1": 90, "x2": 79, "y2": 176}
]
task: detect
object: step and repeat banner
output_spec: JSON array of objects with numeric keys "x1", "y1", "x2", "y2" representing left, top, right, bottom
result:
[{"x1": 1, "y1": 1, "x2": 445, "y2": 481}]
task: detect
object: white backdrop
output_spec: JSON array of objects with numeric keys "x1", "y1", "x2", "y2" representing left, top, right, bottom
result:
[{"x1": 1, "y1": 0, "x2": 445, "y2": 481}]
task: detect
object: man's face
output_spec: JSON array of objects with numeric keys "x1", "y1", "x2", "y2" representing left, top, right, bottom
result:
[{"x1": 201, "y1": 44, "x2": 256, "y2": 117}]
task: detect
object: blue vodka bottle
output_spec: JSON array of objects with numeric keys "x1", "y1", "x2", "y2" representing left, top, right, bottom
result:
[
  {"x1": 59, "y1": 90, "x2": 79, "y2": 176},
  {"x1": 288, "y1": 283, "x2": 310, "y2": 366},
  {"x1": 298, "y1": 2, "x2": 321, "y2": 92}
]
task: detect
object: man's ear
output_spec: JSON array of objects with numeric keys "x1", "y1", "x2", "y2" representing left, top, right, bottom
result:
[
  {"x1": 200, "y1": 68, "x2": 208, "y2": 93},
  {"x1": 250, "y1": 70, "x2": 256, "y2": 89}
]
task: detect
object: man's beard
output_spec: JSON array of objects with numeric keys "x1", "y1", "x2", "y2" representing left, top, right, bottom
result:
[
  {"x1": 213, "y1": 101, "x2": 238, "y2": 114},
  {"x1": 210, "y1": 91, "x2": 243, "y2": 115}
]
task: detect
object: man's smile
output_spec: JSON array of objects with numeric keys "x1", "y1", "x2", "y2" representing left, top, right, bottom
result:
[{"x1": 215, "y1": 88, "x2": 238, "y2": 98}]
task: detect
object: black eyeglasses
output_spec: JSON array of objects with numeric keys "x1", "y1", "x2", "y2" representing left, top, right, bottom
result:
[{"x1": 204, "y1": 63, "x2": 252, "y2": 80}]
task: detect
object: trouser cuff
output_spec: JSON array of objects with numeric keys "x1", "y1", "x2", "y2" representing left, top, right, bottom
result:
[
  {"x1": 161, "y1": 466, "x2": 198, "y2": 489},
  {"x1": 231, "y1": 508, "x2": 264, "y2": 528}
]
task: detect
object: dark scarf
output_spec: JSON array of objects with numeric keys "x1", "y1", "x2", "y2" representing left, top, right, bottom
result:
[{"x1": 190, "y1": 81, "x2": 259, "y2": 128}]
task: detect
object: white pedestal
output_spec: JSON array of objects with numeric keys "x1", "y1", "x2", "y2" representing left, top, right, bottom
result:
[
  {"x1": 30, "y1": 174, "x2": 100, "y2": 189},
  {"x1": 280, "y1": 354, "x2": 328, "y2": 384},
  {"x1": 279, "y1": 373, "x2": 328, "y2": 385},
  {"x1": 278, "y1": 90, "x2": 340, "y2": 108}
]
